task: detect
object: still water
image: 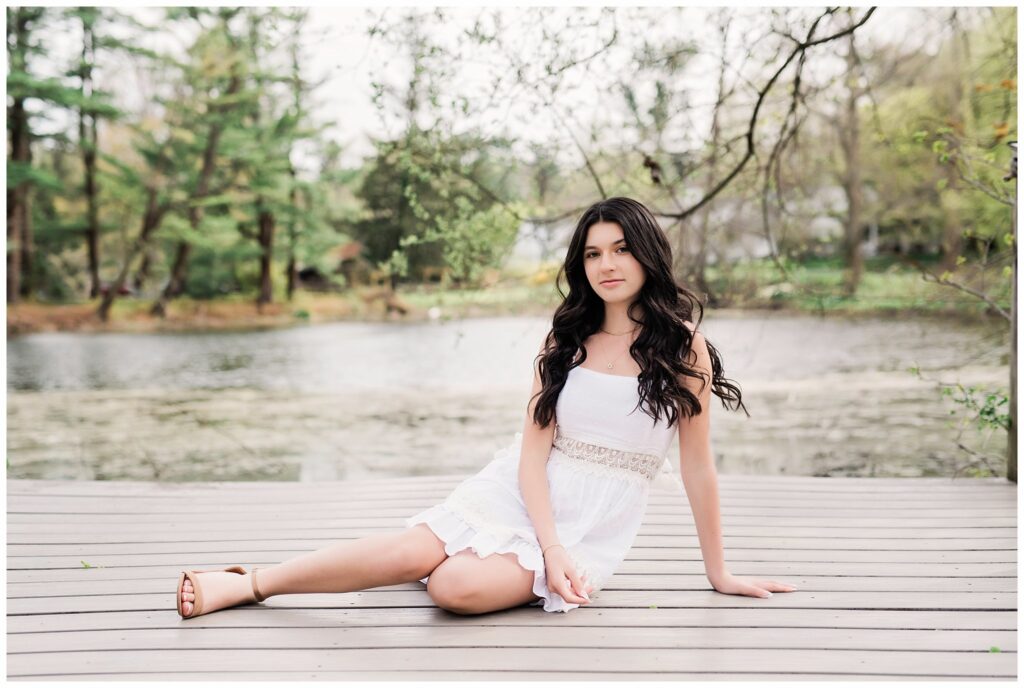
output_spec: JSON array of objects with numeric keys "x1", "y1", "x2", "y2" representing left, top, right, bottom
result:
[{"x1": 6, "y1": 313, "x2": 1010, "y2": 481}]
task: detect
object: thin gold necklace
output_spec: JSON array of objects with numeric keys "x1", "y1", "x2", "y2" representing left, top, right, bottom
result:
[
  {"x1": 599, "y1": 329, "x2": 637, "y2": 370},
  {"x1": 600, "y1": 325, "x2": 639, "y2": 336}
]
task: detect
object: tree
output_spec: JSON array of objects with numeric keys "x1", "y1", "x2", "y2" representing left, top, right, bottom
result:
[
  {"x1": 60, "y1": 7, "x2": 135, "y2": 299},
  {"x1": 838, "y1": 31, "x2": 866, "y2": 296},
  {"x1": 69, "y1": 7, "x2": 104, "y2": 298},
  {"x1": 353, "y1": 130, "x2": 519, "y2": 287},
  {"x1": 7, "y1": 7, "x2": 48, "y2": 302},
  {"x1": 7, "y1": 6, "x2": 120, "y2": 304},
  {"x1": 149, "y1": 8, "x2": 249, "y2": 317},
  {"x1": 232, "y1": 8, "x2": 328, "y2": 310},
  {"x1": 355, "y1": 10, "x2": 521, "y2": 289}
]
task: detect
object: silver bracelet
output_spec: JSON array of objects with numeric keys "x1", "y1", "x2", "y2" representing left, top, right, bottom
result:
[{"x1": 542, "y1": 543, "x2": 565, "y2": 557}]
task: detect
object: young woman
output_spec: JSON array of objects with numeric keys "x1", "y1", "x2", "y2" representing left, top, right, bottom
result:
[{"x1": 177, "y1": 196, "x2": 796, "y2": 618}]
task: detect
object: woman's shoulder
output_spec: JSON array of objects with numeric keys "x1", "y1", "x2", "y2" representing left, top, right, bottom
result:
[{"x1": 679, "y1": 320, "x2": 709, "y2": 366}]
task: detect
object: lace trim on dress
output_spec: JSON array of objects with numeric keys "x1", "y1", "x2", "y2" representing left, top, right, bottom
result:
[
  {"x1": 547, "y1": 451, "x2": 652, "y2": 488},
  {"x1": 552, "y1": 424, "x2": 664, "y2": 483}
]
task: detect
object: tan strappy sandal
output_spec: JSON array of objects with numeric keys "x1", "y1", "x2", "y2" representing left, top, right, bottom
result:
[{"x1": 176, "y1": 565, "x2": 266, "y2": 619}]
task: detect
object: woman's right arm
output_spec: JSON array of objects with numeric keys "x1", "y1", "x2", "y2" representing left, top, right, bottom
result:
[
  {"x1": 517, "y1": 343, "x2": 559, "y2": 554},
  {"x1": 517, "y1": 340, "x2": 591, "y2": 604}
]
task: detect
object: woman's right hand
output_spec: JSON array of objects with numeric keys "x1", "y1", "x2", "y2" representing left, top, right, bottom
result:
[{"x1": 543, "y1": 545, "x2": 593, "y2": 605}]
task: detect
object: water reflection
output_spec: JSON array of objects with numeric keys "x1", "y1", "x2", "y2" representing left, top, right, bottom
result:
[{"x1": 6, "y1": 314, "x2": 1010, "y2": 480}]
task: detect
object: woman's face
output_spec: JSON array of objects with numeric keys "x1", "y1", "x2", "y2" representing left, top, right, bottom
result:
[{"x1": 582, "y1": 221, "x2": 646, "y2": 305}]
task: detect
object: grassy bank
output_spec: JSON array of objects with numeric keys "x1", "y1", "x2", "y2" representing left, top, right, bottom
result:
[
  {"x1": 708, "y1": 255, "x2": 1011, "y2": 319},
  {"x1": 7, "y1": 256, "x2": 1011, "y2": 336}
]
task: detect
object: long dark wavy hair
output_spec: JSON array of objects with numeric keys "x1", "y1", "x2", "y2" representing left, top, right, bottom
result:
[{"x1": 530, "y1": 196, "x2": 748, "y2": 429}]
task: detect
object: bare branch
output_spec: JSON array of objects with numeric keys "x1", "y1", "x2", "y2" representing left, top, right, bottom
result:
[
  {"x1": 656, "y1": 6, "x2": 877, "y2": 220},
  {"x1": 897, "y1": 255, "x2": 1011, "y2": 322}
]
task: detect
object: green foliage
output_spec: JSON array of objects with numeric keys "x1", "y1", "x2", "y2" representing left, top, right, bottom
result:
[
  {"x1": 401, "y1": 197, "x2": 521, "y2": 283},
  {"x1": 864, "y1": 8, "x2": 1016, "y2": 257},
  {"x1": 908, "y1": 363, "x2": 1009, "y2": 476},
  {"x1": 939, "y1": 382, "x2": 1010, "y2": 432},
  {"x1": 6, "y1": 161, "x2": 63, "y2": 191},
  {"x1": 6, "y1": 6, "x2": 1018, "y2": 309},
  {"x1": 352, "y1": 128, "x2": 518, "y2": 284},
  {"x1": 348, "y1": 10, "x2": 527, "y2": 286},
  {"x1": 441, "y1": 201, "x2": 520, "y2": 283}
]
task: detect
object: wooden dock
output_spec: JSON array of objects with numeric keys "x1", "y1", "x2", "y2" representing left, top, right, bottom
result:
[{"x1": 6, "y1": 474, "x2": 1017, "y2": 680}]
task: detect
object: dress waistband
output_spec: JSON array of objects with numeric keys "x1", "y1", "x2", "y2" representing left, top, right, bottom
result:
[{"x1": 551, "y1": 424, "x2": 663, "y2": 482}]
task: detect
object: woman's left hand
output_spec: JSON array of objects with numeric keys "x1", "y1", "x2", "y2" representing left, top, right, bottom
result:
[{"x1": 709, "y1": 572, "x2": 797, "y2": 598}]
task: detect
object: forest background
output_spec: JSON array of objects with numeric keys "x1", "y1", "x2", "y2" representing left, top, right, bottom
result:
[
  {"x1": 6, "y1": 6, "x2": 1016, "y2": 326},
  {"x1": 5, "y1": 6, "x2": 1017, "y2": 480}
]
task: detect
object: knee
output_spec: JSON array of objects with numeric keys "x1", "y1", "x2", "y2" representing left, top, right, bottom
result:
[{"x1": 426, "y1": 566, "x2": 483, "y2": 615}]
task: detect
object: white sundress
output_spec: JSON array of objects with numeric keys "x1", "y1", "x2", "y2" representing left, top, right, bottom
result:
[{"x1": 404, "y1": 364, "x2": 680, "y2": 613}]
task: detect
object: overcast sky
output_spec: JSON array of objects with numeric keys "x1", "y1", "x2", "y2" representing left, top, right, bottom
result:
[
  {"x1": 28, "y1": 5, "x2": 946, "y2": 171},
  {"x1": 313, "y1": 6, "x2": 941, "y2": 164}
]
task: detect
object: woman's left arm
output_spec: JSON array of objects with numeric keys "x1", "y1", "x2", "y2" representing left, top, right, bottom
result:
[{"x1": 678, "y1": 325, "x2": 797, "y2": 599}]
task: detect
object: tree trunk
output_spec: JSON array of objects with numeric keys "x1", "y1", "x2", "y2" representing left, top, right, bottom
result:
[
  {"x1": 940, "y1": 11, "x2": 968, "y2": 272},
  {"x1": 285, "y1": 173, "x2": 298, "y2": 301},
  {"x1": 939, "y1": 183, "x2": 963, "y2": 271},
  {"x1": 132, "y1": 252, "x2": 152, "y2": 292},
  {"x1": 81, "y1": 18, "x2": 101, "y2": 299},
  {"x1": 98, "y1": 188, "x2": 167, "y2": 321},
  {"x1": 19, "y1": 182, "x2": 34, "y2": 300},
  {"x1": 1009, "y1": 172, "x2": 1017, "y2": 483},
  {"x1": 85, "y1": 116, "x2": 100, "y2": 298},
  {"x1": 7, "y1": 95, "x2": 28, "y2": 304},
  {"x1": 692, "y1": 41, "x2": 726, "y2": 300},
  {"x1": 256, "y1": 208, "x2": 274, "y2": 309},
  {"x1": 285, "y1": 254, "x2": 296, "y2": 300},
  {"x1": 7, "y1": 9, "x2": 35, "y2": 303},
  {"x1": 285, "y1": 31, "x2": 301, "y2": 303},
  {"x1": 672, "y1": 218, "x2": 689, "y2": 280},
  {"x1": 840, "y1": 35, "x2": 864, "y2": 297},
  {"x1": 152, "y1": 242, "x2": 192, "y2": 317},
  {"x1": 685, "y1": 15, "x2": 729, "y2": 301},
  {"x1": 150, "y1": 67, "x2": 241, "y2": 317}
]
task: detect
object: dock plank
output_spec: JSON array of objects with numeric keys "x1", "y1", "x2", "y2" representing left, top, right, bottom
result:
[{"x1": 7, "y1": 475, "x2": 1017, "y2": 680}]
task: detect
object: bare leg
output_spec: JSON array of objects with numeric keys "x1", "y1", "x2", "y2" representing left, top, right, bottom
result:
[
  {"x1": 426, "y1": 549, "x2": 543, "y2": 615},
  {"x1": 258, "y1": 524, "x2": 447, "y2": 596},
  {"x1": 426, "y1": 549, "x2": 596, "y2": 615},
  {"x1": 179, "y1": 524, "x2": 448, "y2": 616}
]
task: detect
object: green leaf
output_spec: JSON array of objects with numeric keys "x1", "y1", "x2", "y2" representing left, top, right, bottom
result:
[
  {"x1": 6, "y1": 71, "x2": 83, "y2": 105},
  {"x1": 101, "y1": 152, "x2": 157, "y2": 191},
  {"x1": 6, "y1": 161, "x2": 63, "y2": 191},
  {"x1": 189, "y1": 194, "x2": 236, "y2": 209}
]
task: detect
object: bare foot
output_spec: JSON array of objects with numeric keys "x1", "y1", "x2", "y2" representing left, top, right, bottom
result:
[{"x1": 179, "y1": 571, "x2": 257, "y2": 617}]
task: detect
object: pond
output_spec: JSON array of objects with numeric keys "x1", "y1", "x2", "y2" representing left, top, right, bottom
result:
[{"x1": 6, "y1": 313, "x2": 1010, "y2": 481}]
